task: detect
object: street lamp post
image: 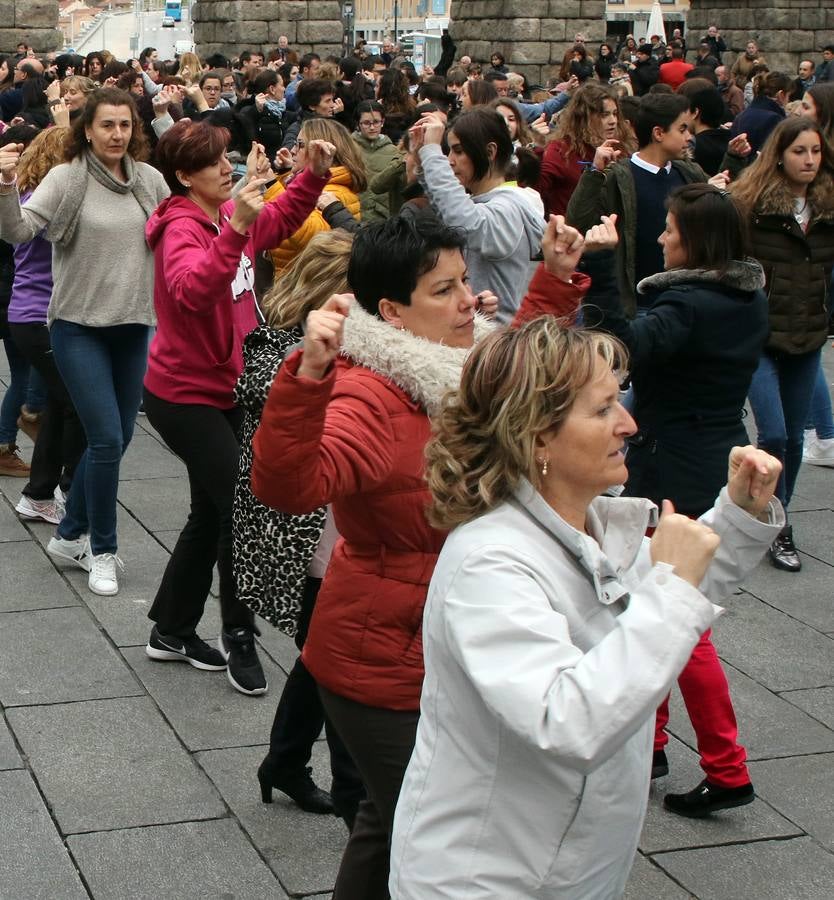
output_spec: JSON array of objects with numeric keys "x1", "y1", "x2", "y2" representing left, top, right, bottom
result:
[{"x1": 393, "y1": 1, "x2": 398, "y2": 42}]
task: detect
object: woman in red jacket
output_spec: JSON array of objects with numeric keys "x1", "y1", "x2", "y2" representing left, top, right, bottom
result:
[
  {"x1": 537, "y1": 82, "x2": 634, "y2": 218},
  {"x1": 251, "y1": 215, "x2": 489, "y2": 900},
  {"x1": 141, "y1": 120, "x2": 334, "y2": 697}
]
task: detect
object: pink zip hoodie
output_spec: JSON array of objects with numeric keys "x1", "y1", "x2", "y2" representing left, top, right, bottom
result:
[{"x1": 144, "y1": 166, "x2": 327, "y2": 408}]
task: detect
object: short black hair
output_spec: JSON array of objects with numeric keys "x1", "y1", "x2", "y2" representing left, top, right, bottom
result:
[
  {"x1": 690, "y1": 86, "x2": 725, "y2": 128},
  {"x1": 449, "y1": 108, "x2": 513, "y2": 180},
  {"x1": 297, "y1": 78, "x2": 335, "y2": 111},
  {"x1": 484, "y1": 70, "x2": 508, "y2": 84},
  {"x1": 205, "y1": 52, "x2": 230, "y2": 69},
  {"x1": 634, "y1": 92, "x2": 690, "y2": 148},
  {"x1": 252, "y1": 68, "x2": 280, "y2": 93},
  {"x1": 300, "y1": 52, "x2": 321, "y2": 72},
  {"x1": 348, "y1": 215, "x2": 466, "y2": 316}
]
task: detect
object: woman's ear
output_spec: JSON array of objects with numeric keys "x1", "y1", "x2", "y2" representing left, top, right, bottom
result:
[
  {"x1": 378, "y1": 298, "x2": 405, "y2": 329},
  {"x1": 485, "y1": 141, "x2": 498, "y2": 163}
]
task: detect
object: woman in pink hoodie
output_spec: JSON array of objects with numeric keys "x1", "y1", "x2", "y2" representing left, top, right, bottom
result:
[{"x1": 142, "y1": 119, "x2": 335, "y2": 697}]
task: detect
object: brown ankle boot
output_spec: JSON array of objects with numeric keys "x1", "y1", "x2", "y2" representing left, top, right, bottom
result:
[
  {"x1": 16, "y1": 406, "x2": 41, "y2": 443},
  {"x1": 0, "y1": 443, "x2": 30, "y2": 477}
]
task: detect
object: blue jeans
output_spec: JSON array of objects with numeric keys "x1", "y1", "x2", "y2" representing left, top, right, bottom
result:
[
  {"x1": 748, "y1": 347, "x2": 821, "y2": 508},
  {"x1": 0, "y1": 335, "x2": 30, "y2": 444},
  {"x1": 807, "y1": 359, "x2": 834, "y2": 440},
  {"x1": 50, "y1": 320, "x2": 151, "y2": 555}
]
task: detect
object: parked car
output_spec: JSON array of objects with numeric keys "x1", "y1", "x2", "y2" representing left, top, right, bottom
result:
[{"x1": 162, "y1": 15, "x2": 175, "y2": 27}]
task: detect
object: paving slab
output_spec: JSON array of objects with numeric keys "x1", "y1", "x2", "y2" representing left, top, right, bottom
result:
[
  {"x1": 653, "y1": 837, "x2": 834, "y2": 900},
  {"x1": 0, "y1": 492, "x2": 31, "y2": 542},
  {"x1": 197, "y1": 742, "x2": 345, "y2": 896},
  {"x1": 741, "y1": 554, "x2": 834, "y2": 633},
  {"x1": 749, "y1": 753, "x2": 834, "y2": 852},
  {"x1": 68, "y1": 818, "x2": 287, "y2": 900},
  {"x1": 667, "y1": 662, "x2": 834, "y2": 760},
  {"x1": 789, "y1": 509, "x2": 834, "y2": 566},
  {"x1": 0, "y1": 715, "x2": 22, "y2": 770},
  {"x1": 781, "y1": 686, "x2": 834, "y2": 730},
  {"x1": 640, "y1": 736, "x2": 802, "y2": 855},
  {"x1": 119, "y1": 432, "x2": 186, "y2": 481},
  {"x1": 7, "y1": 696, "x2": 226, "y2": 834},
  {"x1": 0, "y1": 607, "x2": 144, "y2": 707},
  {"x1": 122, "y1": 645, "x2": 287, "y2": 751},
  {"x1": 711, "y1": 592, "x2": 834, "y2": 692},
  {"x1": 0, "y1": 769, "x2": 88, "y2": 899},
  {"x1": 117, "y1": 476, "x2": 190, "y2": 532},
  {"x1": 0, "y1": 540, "x2": 81, "y2": 612},
  {"x1": 624, "y1": 852, "x2": 693, "y2": 900}
]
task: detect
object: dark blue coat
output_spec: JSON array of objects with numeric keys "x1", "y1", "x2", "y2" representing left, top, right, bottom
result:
[{"x1": 730, "y1": 96, "x2": 785, "y2": 154}]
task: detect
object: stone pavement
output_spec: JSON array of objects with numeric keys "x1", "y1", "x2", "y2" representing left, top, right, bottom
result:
[{"x1": 1, "y1": 350, "x2": 833, "y2": 900}]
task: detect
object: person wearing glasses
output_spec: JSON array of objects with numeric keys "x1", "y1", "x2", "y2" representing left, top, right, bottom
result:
[{"x1": 352, "y1": 100, "x2": 400, "y2": 222}]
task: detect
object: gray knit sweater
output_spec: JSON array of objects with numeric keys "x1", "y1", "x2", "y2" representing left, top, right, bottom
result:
[{"x1": 0, "y1": 162, "x2": 169, "y2": 327}]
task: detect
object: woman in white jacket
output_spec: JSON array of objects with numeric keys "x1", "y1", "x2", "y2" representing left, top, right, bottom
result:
[{"x1": 389, "y1": 302, "x2": 783, "y2": 895}]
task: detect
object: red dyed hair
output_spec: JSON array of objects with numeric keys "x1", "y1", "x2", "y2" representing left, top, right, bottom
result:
[{"x1": 155, "y1": 119, "x2": 231, "y2": 194}]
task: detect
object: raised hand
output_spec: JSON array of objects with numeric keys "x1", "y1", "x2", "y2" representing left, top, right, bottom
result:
[
  {"x1": 475, "y1": 289, "x2": 499, "y2": 318},
  {"x1": 650, "y1": 499, "x2": 721, "y2": 588},
  {"x1": 45, "y1": 79, "x2": 61, "y2": 102},
  {"x1": 592, "y1": 138, "x2": 622, "y2": 172},
  {"x1": 246, "y1": 141, "x2": 271, "y2": 181},
  {"x1": 298, "y1": 293, "x2": 353, "y2": 380},
  {"x1": 727, "y1": 132, "x2": 752, "y2": 158},
  {"x1": 530, "y1": 113, "x2": 550, "y2": 145},
  {"x1": 583, "y1": 213, "x2": 619, "y2": 253},
  {"x1": 0, "y1": 143, "x2": 23, "y2": 182},
  {"x1": 229, "y1": 178, "x2": 268, "y2": 234},
  {"x1": 726, "y1": 445, "x2": 781, "y2": 517},
  {"x1": 708, "y1": 169, "x2": 731, "y2": 190},
  {"x1": 305, "y1": 139, "x2": 336, "y2": 177},
  {"x1": 541, "y1": 214, "x2": 584, "y2": 281},
  {"x1": 274, "y1": 146, "x2": 294, "y2": 171}
]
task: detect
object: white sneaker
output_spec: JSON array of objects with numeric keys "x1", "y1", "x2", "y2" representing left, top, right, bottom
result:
[
  {"x1": 88, "y1": 552, "x2": 124, "y2": 596},
  {"x1": 803, "y1": 436, "x2": 834, "y2": 467},
  {"x1": 53, "y1": 485, "x2": 67, "y2": 505},
  {"x1": 47, "y1": 535, "x2": 91, "y2": 571},
  {"x1": 16, "y1": 495, "x2": 64, "y2": 525}
]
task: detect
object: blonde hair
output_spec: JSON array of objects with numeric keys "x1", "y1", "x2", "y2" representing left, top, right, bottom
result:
[
  {"x1": 426, "y1": 319, "x2": 628, "y2": 529},
  {"x1": 261, "y1": 229, "x2": 353, "y2": 329},
  {"x1": 178, "y1": 52, "x2": 203, "y2": 81},
  {"x1": 300, "y1": 117, "x2": 368, "y2": 192},
  {"x1": 18, "y1": 126, "x2": 70, "y2": 193},
  {"x1": 61, "y1": 75, "x2": 96, "y2": 98}
]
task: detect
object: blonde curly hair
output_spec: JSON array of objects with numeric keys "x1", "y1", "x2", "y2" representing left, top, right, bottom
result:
[
  {"x1": 426, "y1": 319, "x2": 628, "y2": 529},
  {"x1": 18, "y1": 126, "x2": 71, "y2": 193}
]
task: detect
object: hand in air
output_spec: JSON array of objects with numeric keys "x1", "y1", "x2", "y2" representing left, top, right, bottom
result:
[
  {"x1": 726, "y1": 445, "x2": 781, "y2": 517},
  {"x1": 650, "y1": 499, "x2": 721, "y2": 588},
  {"x1": 299, "y1": 294, "x2": 353, "y2": 380},
  {"x1": 540, "y1": 215, "x2": 584, "y2": 281},
  {"x1": 583, "y1": 214, "x2": 619, "y2": 253}
]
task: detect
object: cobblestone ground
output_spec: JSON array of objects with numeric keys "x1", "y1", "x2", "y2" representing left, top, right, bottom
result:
[{"x1": 1, "y1": 349, "x2": 833, "y2": 899}]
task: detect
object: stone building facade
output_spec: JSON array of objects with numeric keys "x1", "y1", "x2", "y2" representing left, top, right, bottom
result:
[
  {"x1": 0, "y1": 0, "x2": 62, "y2": 55},
  {"x1": 448, "y1": 0, "x2": 607, "y2": 84},
  {"x1": 193, "y1": 1, "x2": 345, "y2": 60},
  {"x1": 687, "y1": 1, "x2": 834, "y2": 73}
]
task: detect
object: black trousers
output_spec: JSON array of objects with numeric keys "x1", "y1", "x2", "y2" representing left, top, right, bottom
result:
[
  {"x1": 8, "y1": 322, "x2": 85, "y2": 500},
  {"x1": 319, "y1": 685, "x2": 419, "y2": 900},
  {"x1": 143, "y1": 389, "x2": 253, "y2": 637},
  {"x1": 266, "y1": 576, "x2": 365, "y2": 829}
]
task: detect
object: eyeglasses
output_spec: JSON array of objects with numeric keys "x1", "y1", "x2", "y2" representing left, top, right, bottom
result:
[
  {"x1": 359, "y1": 119, "x2": 383, "y2": 128},
  {"x1": 203, "y1": 84, "x2": 221, "y2": 92}
]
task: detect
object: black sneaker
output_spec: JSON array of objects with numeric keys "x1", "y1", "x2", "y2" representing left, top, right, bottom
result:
[
  {"x1": 145, "y1": 625, "x2": 227, "y2": 671},
  {"x1": 664, "y1": 779, "x2": 754, "y2": 818},
  {"x1": 768, "y1": 525, "x2": 801, "y2": 572},
  {"x1": 219, "y1": 627, "x2": 268, "y2": 696}
]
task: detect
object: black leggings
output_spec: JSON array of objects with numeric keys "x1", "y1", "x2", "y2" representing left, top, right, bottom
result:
[{"x1": 143, "y1": 389, "x2": 253, "y2": 637}]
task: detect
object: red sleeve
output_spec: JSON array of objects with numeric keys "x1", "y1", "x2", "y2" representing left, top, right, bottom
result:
[
  {"x1": 512, "y1": 264, "x2": 590, "y2": 328},
  {"x1": 250, "y1": 167, "x2": 328, "y2": 255},
  {"x1": 251, "y1": 350, "x2": 396, "y2": 514}
]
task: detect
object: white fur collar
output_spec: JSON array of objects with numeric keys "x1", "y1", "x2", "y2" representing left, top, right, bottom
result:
[{"x1": 341, "y1": 302, "x2": 493, "y2": 415}]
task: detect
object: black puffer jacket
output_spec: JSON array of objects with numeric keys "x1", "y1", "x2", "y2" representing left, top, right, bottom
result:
[
  {"x1": 582, "y1": 252, "x2": 769, "y2": 516},
  {"x1": 232, "y1": 324, "x2": 326, "y2": 635},
  {"x1": 747, "y1": 171, "x2": 834, "y2": 355}
]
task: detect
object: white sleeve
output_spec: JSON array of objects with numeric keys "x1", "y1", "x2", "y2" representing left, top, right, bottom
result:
[{"x1": 442, "y1": 544, "x2": 715, "y2": 774}]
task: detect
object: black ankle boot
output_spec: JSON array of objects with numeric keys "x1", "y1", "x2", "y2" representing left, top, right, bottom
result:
[
  {"x1": 651, "y1": 749, "x2": 669, "y2": 779},
  {"x1": 768, "y1": 524, "x2": 801, "y2": 572},
  {"x1": 257, "y1": 758, "x2": 334, "y2": 814}
]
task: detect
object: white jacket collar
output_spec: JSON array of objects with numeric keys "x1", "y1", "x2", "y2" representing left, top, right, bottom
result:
[{"x1": 341, "y1": 302, "x2": 492, "y2": 415}]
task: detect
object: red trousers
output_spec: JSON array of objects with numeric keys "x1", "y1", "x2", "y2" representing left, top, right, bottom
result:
[{"x1": 654, "y1": 628, "x2": 750, "y2": 788}]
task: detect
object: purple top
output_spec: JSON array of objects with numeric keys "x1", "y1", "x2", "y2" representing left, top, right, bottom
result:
[{"x1": 8, "y1": 190, "x2": 53, "y2": 325}]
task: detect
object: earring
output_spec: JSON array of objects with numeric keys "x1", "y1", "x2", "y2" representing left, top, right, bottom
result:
[
  {"x1": 537, "y1": 457, "x2": 549, "y2": 477},
  {"x1": 181, "y1": 181, "x2": 192, "y2": 188}
]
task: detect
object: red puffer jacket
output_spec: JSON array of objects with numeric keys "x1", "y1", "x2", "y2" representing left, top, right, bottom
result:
[{"x1": 251, "y1": 304, "x2": 484, "y2": 710}]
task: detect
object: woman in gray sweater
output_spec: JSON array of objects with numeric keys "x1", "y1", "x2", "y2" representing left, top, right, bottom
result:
[{"x1": 0, "y1": 88, "x2": 169, "y2": 596}]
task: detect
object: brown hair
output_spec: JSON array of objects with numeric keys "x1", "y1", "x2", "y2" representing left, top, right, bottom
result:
[
  {"x1": 425, "y1": 321, "x2": 627, "y2": 528},
  {"x1": 18, "y1": 126, "x2": 70, "y2": 193},
  {"x1": 154, "y1": 119, "x2": 231, "y2": 194},
  {"x1": 554, "y1": 82, "x2": 633, "y2": 159},
  {"x1": 65, "y1": 87, "x2": 149, "y2": 162},
  {"x1": 666, "y1": 183, "x2": 748, "y2": 273}
]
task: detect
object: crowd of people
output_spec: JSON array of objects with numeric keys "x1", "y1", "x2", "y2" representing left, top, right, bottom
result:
[{"x1": 0, "y1": 21, "x2": 831, "y2": 897}]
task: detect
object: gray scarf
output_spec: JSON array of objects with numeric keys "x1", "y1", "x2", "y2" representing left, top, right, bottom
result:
[{"x1": 46, "y1": 149, "x2": 158, "y2": 244}]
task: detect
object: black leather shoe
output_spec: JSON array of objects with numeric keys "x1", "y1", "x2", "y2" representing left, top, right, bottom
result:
[
  {"x1": 664, "y1": 779, "x2": 754, "y2": 818},
  {"x1": 651, "y1": 749, "x2": 669, "y2": 780},
  {"x1": 768, "y1": 525, "x2": 801, "y2": 572},
  {"x1": 257, "y1": 760, "x2": 334, "y2": 814}
]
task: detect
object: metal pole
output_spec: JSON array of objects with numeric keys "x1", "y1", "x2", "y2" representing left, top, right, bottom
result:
[{"x1": 393, "y1": 1, "x2": 398, "y2": 43}]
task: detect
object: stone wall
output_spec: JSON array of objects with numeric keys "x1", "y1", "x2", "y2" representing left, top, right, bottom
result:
[
  {"x1": 687, "y1": 0, "x2": 834, "y2": 73},
  {"x1": 194, "y1": 0, "x2": 345, "y2": 60},
  {"x1": 448, "y1": 0, "x2": 606, "y2": 85},
  {"x1": 0, "y1": 0, "x2": 63, "y2": 55}
]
